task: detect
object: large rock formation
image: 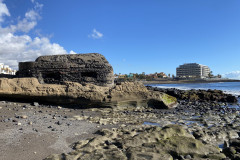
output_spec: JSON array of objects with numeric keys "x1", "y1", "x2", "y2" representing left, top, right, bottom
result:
[
  {"x1": 0, "y1": 78, "x2": 178, "y2": 109},
  {"x1": 18, "y1": 53, "x2": 114, "y2": 87}
]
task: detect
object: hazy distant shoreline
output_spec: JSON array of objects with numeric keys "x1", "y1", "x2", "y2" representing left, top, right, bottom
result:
[{"x1": 142, "y1": 79, "x2": 240, "y2": 85}]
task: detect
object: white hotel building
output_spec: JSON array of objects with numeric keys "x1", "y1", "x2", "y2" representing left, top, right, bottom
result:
[
  {"x1": 0, "y1": 63, "x2": 16, "y2": 75},
  {"x1": 176, "y1": 63, "x2": 211, "y2": 78}
]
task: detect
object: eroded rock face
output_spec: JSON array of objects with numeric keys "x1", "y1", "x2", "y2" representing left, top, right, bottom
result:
[
  {"x1": 44, "y1": 125, "x2": 225, "y2": 160},
  {"x1": 0, "y1": 78, "x2": 178, "y2": 109},
  {"x1": 18, "y1": 53, "x2": 114, "y2": 87}
]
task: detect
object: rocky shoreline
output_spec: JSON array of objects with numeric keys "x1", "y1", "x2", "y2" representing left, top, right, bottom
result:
[
  {"x1": 142, "y1": 79, "x2": 240, "y2": 85},
  {"x1": 146, "y1": 86, "x2": 238, "y2": 103},
  {"x1": 0, "y1": 82, "x2": 240, "y2": 160}
]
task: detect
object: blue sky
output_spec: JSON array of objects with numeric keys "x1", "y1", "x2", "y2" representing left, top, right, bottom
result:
[{"x1": 1, "y1": 0, "x2": 240, "y2": 78}]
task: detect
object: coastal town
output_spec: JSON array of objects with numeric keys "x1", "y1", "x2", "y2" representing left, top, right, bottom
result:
[{"x1": 115, "y1": 63, "x2": 223, "y2": 82}]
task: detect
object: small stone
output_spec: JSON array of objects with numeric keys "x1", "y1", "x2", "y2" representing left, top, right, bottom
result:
[
  {"x1": 21, "y1": 115, "x2": 28, "y2": 119},
  {"x1": 121, "y1": 124, "x2": 126, "y2": 127},
  {"x1": 32, "y1": 102, "x2": 39, "y2": 107},
  {"x1": 0, "y1": 106, "x2": 2, "y2": 109},
  {"x1": 56, "y1": 121, "x2": 62, "y2": 125},
  {"x1": 22, "y1": 105, "x2": 28, "y2": 108},
  {"x1": 33, "y1": 128, "x2": 38, "y2": 132},
  {"x1": 17, "y1": 122, "x2": 21, "y2": 126},
  {"x1": 57, "y1": 106, "x2": 62, "y2": 109},
  {"x1": 185, "y1": 155, "x2": 192, "y2": 159},
  {"x1": 28, "y1": 121, "x2": 33, "y2": 125},
  {"x1": 34, "y1": 152, "x2": 37, "y2": 154}
]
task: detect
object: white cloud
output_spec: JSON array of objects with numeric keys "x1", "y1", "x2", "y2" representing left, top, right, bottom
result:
[
  {"x1": 88, "y1": 28, "x2": 103, "y2": 39},
  {"x1": 0, "y1": 1, "x2": 70, "y2": 69},
  {"x1": 0, "y1": 0, "x2": 10, "y2": 22},
  {"x1": 69, "y1": 50, "x2": 77, "y2": 54},
  {"x1": 222, "y1": 71, "x2": 240, "y2": 79}
]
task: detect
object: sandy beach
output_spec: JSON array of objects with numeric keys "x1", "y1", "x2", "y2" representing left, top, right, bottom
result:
[{"x1": 0, "y1": 101, "x2": 118, "y2": 160}]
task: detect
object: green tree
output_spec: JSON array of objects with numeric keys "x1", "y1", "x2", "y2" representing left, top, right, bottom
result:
[
  {"x1": 217, "y1": 74, "x2": 222, "y2": 78},
  {"x1": 208, "y1": 71, "x2": 213, "y2": 78}
]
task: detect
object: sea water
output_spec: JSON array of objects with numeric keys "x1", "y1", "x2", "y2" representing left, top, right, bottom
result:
[{"x1": 150, "y1": 82, "x2": 240, "y2": 96}]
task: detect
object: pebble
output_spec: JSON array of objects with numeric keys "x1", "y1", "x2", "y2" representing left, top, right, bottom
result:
[
  {"x1": 21, "y1": 115, "x2": 28, "y2": 119},
  {"x1": 185, "y1": 155, "x2": 192, "y2": 159},
  {"x1": 67, "y1": 123, "x2": 72, "y2": 126},
  {"x1": 33, "y1": 128, "x2": 38, "y2": 132},
  {"x1": 32, "y1": 102, "x2": 39, "y2": 107}
]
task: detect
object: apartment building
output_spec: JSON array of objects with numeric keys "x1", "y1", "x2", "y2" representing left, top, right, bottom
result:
[
  {"x1": 0, "y1": 63, "x2": 16, "y2": 75},
  {"x1": 176, "y1": 63, "x2": 210, "y2": 78}
]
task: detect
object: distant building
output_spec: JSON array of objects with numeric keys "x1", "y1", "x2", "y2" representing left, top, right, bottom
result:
[
  {"x1": 157, "y1": 72, "x2": 167, "y2": 78},
  {"x1": 176, "y1": 63, "x2": 210, "y2": 78},
  {"x1": 0, "y1": 63, "x2": 16, "y2": 75},
  {"x1": 118, "y1": 74, "x2": 127, "y2": 79},
  {"x1": 128, "y1": 73, "x2": 134, "y2": 78},
  {"x1": 145, "y1": 72, "x2": 167, "y2": 80}
]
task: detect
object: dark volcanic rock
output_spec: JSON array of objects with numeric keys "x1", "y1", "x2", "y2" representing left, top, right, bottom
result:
[
  {"x1": 18, "y1": 53, "x2": 114, "y2": 87},
  {"x1": 147, "y1": 86, "x2": 238, "y2": 103},
  {"x1": 223, "y1": 138, "x2": 240, "y2": 159}
]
